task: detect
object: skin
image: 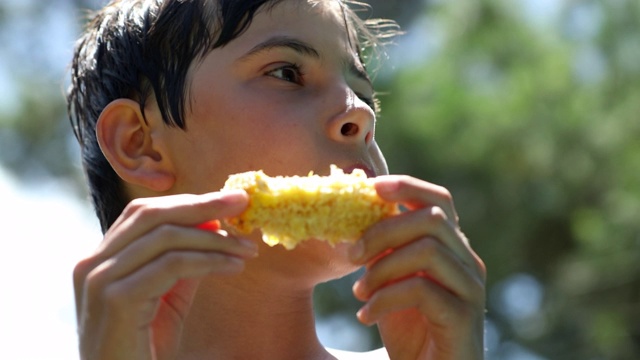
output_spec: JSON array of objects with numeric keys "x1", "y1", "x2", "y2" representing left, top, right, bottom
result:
[{"x1": 73, "y1": 1, "x2": 486, "y2": 359}]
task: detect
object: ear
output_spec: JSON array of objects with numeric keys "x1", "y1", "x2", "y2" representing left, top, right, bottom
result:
[{"x1": 96, "y1": 99, "x2": 175, "y2": 193}]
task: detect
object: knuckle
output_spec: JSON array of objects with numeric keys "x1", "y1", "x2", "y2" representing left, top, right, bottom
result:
[
  {"x1": 409, "y1": 276, "x2": 434, "y2": 300},
  {"x1": 415, "y1": 237, "x2": 440, "y2": 258},
  {"x1": 427, "y1": 206, "x2": 448, "y2": 223},
  {"x1": 397, "y1": 174, "x2": 414, "y2": 185},
  {"x1": 73, "y1": 256, "x2": 97, "y2": 286},
  {"x1": 137, "y1": 205, "x2": 163, "y2": 222},
  {"x1": 476, "y1": 257, "x2": 488, "y2": 280},
  {"x1": 209, "y1": 252, "x2": 238, "y2": 266},
  {"x1": 433, "y1": 187, "x2": 460, "y2": 223},
  {"x1": 153, "y1": 223, "x2": 182, "y2": 243},
  {"x1": 364, "y1": 216, "x2": 386, "y2": 239},
  {"x1": 391, "y1": 175, "x2": 414, "y2": 192},
  {"x1": 160, "y1": 252, "x2": 191, "y2": 273},
  {"x1": 102, "y1": 282, "x2": 129, "y2": 309},
  {"x1": 121, "y1": 198, "x2": 147, "y2": 217},
  {"x1": 430, "y1": 183, "x2": 454, "y2": 205},
  {"x1": 124, "y1": 198, "x2": 163, "y2": 222},
  {"x1": 84, "y1": 262, "x2": 111, "y2": 297},
  {"x1": 436, "y1": 185, "x2": 453, "y2": 202},
  {"x1": 458, "y1": 230, "x2": 471, "y2": 247}
]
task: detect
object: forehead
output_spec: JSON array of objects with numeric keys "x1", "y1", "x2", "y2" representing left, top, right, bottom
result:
[
  {"x1": 187, "y1": 0, "x2": 367, "y2": 91},
  {"x1": 243, "y1": 0, "x2": 357, "y2": 52},
  {"x1": 267, "y1": 0, "x2": 346, "y2": 22}
]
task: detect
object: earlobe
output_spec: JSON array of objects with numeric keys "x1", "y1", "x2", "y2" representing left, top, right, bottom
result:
[{"x1": 96, "y1": 99, "x2": 175, "y2": 193}]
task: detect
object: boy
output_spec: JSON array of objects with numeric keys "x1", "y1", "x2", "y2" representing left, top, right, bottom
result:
[{"x1": 67, "y1": 0, "x2": 486, "y2": 359}]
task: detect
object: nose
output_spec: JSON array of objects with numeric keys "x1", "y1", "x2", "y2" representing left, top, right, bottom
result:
[{"x1": 326, "y1": 89, "x2": 375, "y2": 145}]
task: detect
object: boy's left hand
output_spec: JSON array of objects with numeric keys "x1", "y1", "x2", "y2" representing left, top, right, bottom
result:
[{"x1": 349, "y1": 175, "x2": 486, "y2": 360}]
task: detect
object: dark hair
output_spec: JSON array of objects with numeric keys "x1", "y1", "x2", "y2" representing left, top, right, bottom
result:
[{"x1": 67, "y1": 0, "x2": 398, "y2": 233}]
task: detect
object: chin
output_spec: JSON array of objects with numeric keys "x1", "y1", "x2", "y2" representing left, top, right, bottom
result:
[
  {"x1": 292, "y1": 240, "x2": 360, "y2": 279},
  {"x1": 255, "y1": 237, "x2": 360, "y2": 283}
]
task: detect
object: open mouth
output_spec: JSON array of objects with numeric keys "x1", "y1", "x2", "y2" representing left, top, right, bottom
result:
[{"x1": 342, "y1": 164, "x2": 376, "y2": 178}]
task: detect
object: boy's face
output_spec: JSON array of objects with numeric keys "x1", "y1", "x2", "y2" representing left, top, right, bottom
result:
[{"x1": 156, "y1": 0, "x2": 387, "y2": 194}]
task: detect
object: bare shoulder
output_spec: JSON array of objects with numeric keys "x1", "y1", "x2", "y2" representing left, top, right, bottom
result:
[{"x1": 326, "y1": 348, "x2": 389, "y2": 360}]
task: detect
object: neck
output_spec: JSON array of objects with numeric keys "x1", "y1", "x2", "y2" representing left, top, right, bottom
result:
[{"x1": 178, "y1": 243, "x2": 338, "y2": 360}]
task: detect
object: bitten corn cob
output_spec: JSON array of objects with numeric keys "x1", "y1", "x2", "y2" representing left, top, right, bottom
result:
[{"x1": 222, "y1": 165, "x2": 397, "y2": 250}]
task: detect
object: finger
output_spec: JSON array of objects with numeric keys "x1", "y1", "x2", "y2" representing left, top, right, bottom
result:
[
  {"x1": 103, "y1": 251, "x2": 245, "y2": 303},
  {"x1": 73, "y1": 191, "x2": 248, "y2": 315},
  {"x1": 98, "y1": 190, "x2": 248, "y2": 264},
  {"x1": 374, "y1": 175, "x2": 458, "y2": 224},
  {"x1": 74, "y1": 257, "x2": 98, "y2": 319},
  {"x1": 352, "y1": 237, "x2": 484, "y2": 303},
  {"x1": 350, "y1": 206, "x2": 480, "y2": 275},
  {"x1": 98, "y1": 225, "x2": 258, "y2": 285},
  {"x1": 356, "y1": 276, "x2": 470, "y2": 327},
  {"x1": 88, "y1": 250, "x2": 245, "y2": 326}
]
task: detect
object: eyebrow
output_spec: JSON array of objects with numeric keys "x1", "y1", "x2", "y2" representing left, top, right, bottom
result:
[
  {"x1": 238, "y1": 35, "x2": 321, "y2": 61},
  {"x1": 238, "y1": 35, "x2": 373, "y2": 87}
]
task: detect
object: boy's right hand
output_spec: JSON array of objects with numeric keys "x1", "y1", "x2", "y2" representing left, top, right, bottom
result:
[{"x1": 72, "y1": 191, "x2": 257, "y2": 360}]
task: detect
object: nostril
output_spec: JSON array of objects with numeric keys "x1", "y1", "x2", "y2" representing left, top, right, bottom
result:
[
  {"x1": 341, "y1": 123, "x2": 359, "y2": 136},
  {"x1": 365, "y1": 131, "x2": 372, "y2": 144}
]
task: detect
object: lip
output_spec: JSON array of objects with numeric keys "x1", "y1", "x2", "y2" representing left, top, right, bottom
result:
[{"x1": 342, "y1": 163, "x2": 376, "y2": 178}]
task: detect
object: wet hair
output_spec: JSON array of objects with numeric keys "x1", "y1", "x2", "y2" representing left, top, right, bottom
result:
[{"x1": 67, "y1": 0, "x2": 398, "y2": 233}]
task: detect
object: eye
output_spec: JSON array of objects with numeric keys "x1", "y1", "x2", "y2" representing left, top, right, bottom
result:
[
  {"x1": 266, "y1": 63, "x2": 304, "y2": 85},
  {"x1": 355, "y1": 92, "x2": 377, "y2": 111}
]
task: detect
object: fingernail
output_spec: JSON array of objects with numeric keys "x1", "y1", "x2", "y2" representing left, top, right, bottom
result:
[
  {"x1": 239, "y1": 238, "x2": 258, "y2": 251},
  {"x1": 221, "y1": 190, "x2": 248, "y2": 204},
  {"x1": 349, "y1": 241, "x2": 364, "y2": 262},
  {"x1": 356, "y1": 305, "x2": 370, "y2": 324},
  {"x1": 220, "y1": 256, "x2": 245, "y2": 273},
  {"x1": 352, "y1": 279, "x2": 366, "y2": 300}
]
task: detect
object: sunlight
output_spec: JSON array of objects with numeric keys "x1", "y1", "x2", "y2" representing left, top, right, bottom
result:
[{"x1": 0, "y1": 166, "x2": 101, "y2": 360}]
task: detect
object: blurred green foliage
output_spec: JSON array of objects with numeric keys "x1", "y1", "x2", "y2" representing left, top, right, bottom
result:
[
  {"x1": 371, "y1": 0, "x2": 640, "y2": 358},
  {"x1": 1, "y1": 0, "x2": 639, "y2": 359}
]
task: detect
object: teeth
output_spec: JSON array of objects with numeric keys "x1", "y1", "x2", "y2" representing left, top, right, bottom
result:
[{"x1": 344, "y1": 165, "x2": 374, "y2": 178}]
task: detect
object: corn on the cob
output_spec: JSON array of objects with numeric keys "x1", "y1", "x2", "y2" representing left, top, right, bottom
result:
[{"x1": 222, "y1": 165, "x2": 398, "y2": 250}]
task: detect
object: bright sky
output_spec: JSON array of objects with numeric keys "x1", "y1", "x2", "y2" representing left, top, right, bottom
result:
[{"x1": 0, "y1": 166, "x2": 102, "y2": 359}]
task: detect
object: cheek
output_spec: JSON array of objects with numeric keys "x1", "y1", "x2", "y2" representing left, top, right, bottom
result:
[
  {"x1": 187, "y1": 84, "x2": 323, "y2": 177},
  {"x1": 212, "y1": 93, "x2": 294, "y2": 141},
  {"x1": 228, "y1": 107, "x2": 318, "y2": 161}
]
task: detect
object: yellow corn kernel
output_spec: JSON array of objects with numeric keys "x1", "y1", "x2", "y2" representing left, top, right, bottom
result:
[{"x1": 222, "y1": 165, "x2": 398, "y2": 250}]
